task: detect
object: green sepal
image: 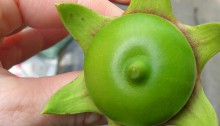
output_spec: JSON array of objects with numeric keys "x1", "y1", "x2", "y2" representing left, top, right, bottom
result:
[
  {"x1": 164, "y1": 81, "x2": 218, "y2": 126},
  {"x1": 56, "y1": 3, "x2": 110, "y2": 54},
  {"x1": 125, "y1": 0, "x2": 176, "y2": 21},
  {"x1": 185, "y1": 23, "x2": 220, "y2": 72},
  {"x1": 107, "y1": 118, "x2": 123, "y2": 126},
  {"x1": 42, "y1": 72, "x2": 101, "y2": 114}
]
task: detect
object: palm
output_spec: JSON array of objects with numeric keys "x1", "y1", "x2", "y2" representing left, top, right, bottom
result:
[{"x1": 0, "y1": 77, "x2": 42, "y2": 126}]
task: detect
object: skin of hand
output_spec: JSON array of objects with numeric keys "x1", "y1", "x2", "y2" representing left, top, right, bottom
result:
[{"x1": 0, "y1": 0, "x2": 129, "y2": 125}]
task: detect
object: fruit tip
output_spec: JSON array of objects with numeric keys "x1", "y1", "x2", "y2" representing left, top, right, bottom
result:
[
  {"x1": 40, "y1": 106, "x2": 49, "y2": 114},
  {"x1": 54, "y1": 3, "x2": 68, "y2": 9}
]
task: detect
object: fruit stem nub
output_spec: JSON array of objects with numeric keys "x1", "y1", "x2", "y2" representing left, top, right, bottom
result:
[{"x1": 126, "y1": 60, "x2": 148, "y2": 83}]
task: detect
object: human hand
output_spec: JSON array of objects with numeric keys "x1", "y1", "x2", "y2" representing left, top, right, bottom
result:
[{"x1": 0, "y1": 0, "x2": 128, "y2": 125}]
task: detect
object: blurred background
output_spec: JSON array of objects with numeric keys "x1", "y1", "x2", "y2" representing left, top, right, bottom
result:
[{"x1": 9, "y1": 0, "x2": 220, "y2": 124}]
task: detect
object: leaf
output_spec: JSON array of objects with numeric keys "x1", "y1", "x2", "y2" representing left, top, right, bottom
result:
[
  {"x1": 184, "y1": 23, "x2": 220, "y2": 72},
  {"x1": 164, "y1": 81, "x2": 218, "y2": 126},
  {"x1": 42, "y1": 72, "x2": 100, "y2": 114},
  {"x1": 125, "y1": 0, "x2": 176, "y2": 21},
  {"x1": 56, "y1": 3, "x2": 110, "y2": 54}
]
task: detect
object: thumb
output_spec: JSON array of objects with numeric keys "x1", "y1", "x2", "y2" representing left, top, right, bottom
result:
[{"x1": 10, "y1": 72, "x2": 106, "y2": 126}]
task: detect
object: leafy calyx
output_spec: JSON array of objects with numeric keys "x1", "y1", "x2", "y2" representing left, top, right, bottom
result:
[{"x1": 42, "y1": 73, "x2": 100, "y2": 115}]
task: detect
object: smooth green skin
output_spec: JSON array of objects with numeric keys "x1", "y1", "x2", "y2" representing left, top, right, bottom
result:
[{"x1": 84, "y1": 13, "x2": 197, "y2": 126}]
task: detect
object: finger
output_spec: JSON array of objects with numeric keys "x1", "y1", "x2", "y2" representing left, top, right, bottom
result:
[
  {"x1": 38, "y1": 113, "x2": 107, "y2": 126},
  {"x1": 18, "y1": 0, "x2": 124, "y2": 29},
  {"x1": 0, "y1": 0, "x2": 124, "y2": 37},
  {"x1": 110, "y1": 0, "x2": 130, "y2": 5},
  {"x1": 0, "y1": 0, "x2": 22, "y2": 37},
  {"x1": 0, "y1": 28, "x2": 68, "y2": 69}
]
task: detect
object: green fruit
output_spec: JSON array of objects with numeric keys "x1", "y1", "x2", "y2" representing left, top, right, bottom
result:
[
  {"x1": 85, "y1": 13, "x2": 196, "y2": 126},
  {"x1": 42, "y1": 1, "x2": 220, "y2": 126}
]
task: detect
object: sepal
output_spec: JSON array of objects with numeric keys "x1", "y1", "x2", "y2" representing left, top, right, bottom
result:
[{"x1": 42, "y1": 73, "x2": 100, "y2": 114}]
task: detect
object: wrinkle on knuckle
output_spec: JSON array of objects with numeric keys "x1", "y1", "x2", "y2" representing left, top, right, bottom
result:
[
  {"x1": 0, "y1": 8, "x2": 10, "y2": 36},
  {"x1": 0, "y1": 0, "x2": 22, "y2": 37}
]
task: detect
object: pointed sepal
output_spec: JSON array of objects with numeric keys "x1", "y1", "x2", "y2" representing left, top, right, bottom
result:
[
  {"x1": 125, "y1": 0, "x2": 176, "y2": 21},
  {"x1": 184, "y1": 23, "x2": 220, "y2": 72},
  {"x1": 164, "y1": 81, "x2": 218, "y2": 126},
  {"x1": 56, "y1": 3, "x2": 110, "y2": 53},
  {"x1": 107, "y1": 118, "x2": 123, "y2": 126},
  {"x1": 42, "y1": 73, "x2": 100, "y2": 114}
]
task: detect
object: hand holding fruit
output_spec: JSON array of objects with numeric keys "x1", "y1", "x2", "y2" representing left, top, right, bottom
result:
[{"x1": 0, "y1": 0, "x2": 127, "y2": 125}]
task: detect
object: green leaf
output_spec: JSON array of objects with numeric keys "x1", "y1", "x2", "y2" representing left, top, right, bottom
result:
[
  {"x1": 56, "y1": 3, "x2": 110, "y2": 54},
  {"x1": 164, "y1": 81, "x2": 218, "y2": 126},
  {"x1": 125, "y1": 0, "x2": 176, "y2": 21},
  {"x1": 185, "y1": 23, "x2": 220, "y2": 72},
  {"x1": 42, "y1": 72, "x2": 100, "y2": 114}
]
